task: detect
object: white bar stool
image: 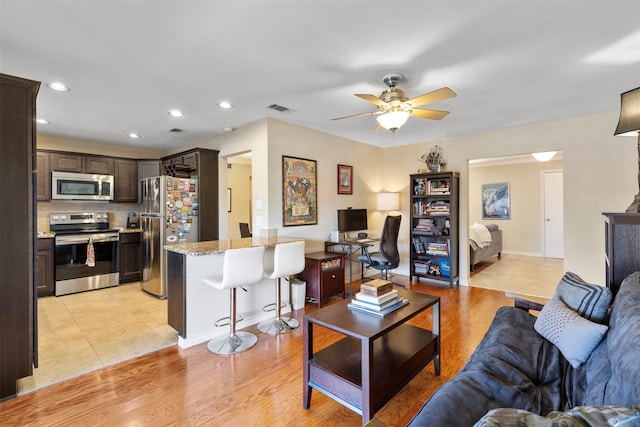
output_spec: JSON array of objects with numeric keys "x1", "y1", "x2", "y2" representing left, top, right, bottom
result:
[
  {"x1": 258, "y1": 240, "x2": 305, "y2": 335},
  {"x1": 203, "y1": 246, "x2": 265, "y2": 354}
]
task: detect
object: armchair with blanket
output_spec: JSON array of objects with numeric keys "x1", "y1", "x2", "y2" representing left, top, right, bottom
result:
[{"x1": 469, "y1": 223, "x2": 502, "y2": 271}]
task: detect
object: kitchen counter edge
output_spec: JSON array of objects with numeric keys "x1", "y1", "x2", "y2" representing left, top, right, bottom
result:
[{"x1": 165, "y1": 236, "x2": 304, "y2": 256}]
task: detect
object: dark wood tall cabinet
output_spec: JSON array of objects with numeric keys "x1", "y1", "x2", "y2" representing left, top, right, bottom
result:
[
  {"x1": 603, "y1": 213, "x2": 640, "y2": 296},
  {"x1": 0, "y1": 73, "x2": 39, "y2": 400}
]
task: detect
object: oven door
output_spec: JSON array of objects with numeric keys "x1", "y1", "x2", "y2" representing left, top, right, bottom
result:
[{"x1": 54, "y1": 231, "x2": 119, "y2": 296}]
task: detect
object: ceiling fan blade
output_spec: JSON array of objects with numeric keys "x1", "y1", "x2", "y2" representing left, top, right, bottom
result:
[
  {"x1": 331, "y1": 111, "x2": 379, "y2": 121},
  {"x1": 355, "y1": 93, "x2": 388, "y2": 107},
  {"x1": 406, "y1": 87, "x2": 456, "y2": 108},
  {"x1": 375, "y1": 123, "x2": 384, "y2": 131},
  {"x1": 411, "y1": 108, "x2": 450, "y2": 120}
]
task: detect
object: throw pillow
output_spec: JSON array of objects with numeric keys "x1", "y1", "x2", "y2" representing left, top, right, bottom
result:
[
  {"x1": 534, "y1": 297, "x2": 608, "y2": 368},
  {"x1": 555, "y1": 271, "x2": 612, "y2": 323}
]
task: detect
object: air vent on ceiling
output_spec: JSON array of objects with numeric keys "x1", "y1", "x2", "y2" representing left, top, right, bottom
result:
[
  {"x1": 169, "y1": 128, "x2": 185, "y2": 133},
  {"x1": 267, "y1": 104, "x2": 294, "y2": 113}
]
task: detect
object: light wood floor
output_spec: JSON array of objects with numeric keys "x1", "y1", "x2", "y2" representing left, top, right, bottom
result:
[
  {"x1": 1, "y1": 278, "x2": 515, "y2": 426},
  {"x1": 1, "y1": 255, "x2": 561, "y2": 425}
]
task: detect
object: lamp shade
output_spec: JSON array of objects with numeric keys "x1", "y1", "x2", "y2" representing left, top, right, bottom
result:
[
  {"x1": 531, "y1": 151, "x2": 557, "y2": 162},
  {"x1": 377, "y1": 192, "x2": 399, "y2": 211},
  {"x1": 376, "y1": 111, "x2": 410, "y2": 131},
  {"x1": 614, "y1": 87, "x2": 640, "y2": 136}
]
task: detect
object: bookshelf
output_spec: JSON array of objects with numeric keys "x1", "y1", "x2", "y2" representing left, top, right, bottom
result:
[{"x1": 409, "y1": 171, "x2": 459, "y2": 287}]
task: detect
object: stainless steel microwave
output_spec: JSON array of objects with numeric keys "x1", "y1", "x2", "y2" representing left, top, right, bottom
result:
[{"x1": 51, "y1": 171, "x2": 114, "y2": 201}]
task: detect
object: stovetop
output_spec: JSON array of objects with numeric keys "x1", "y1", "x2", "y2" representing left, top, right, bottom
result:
[{"x1": 49, "y1": 212, "x2": 113, "y2": 233}]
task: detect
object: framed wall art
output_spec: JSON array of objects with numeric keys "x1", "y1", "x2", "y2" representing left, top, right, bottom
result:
[
  {"x1": 482, "y1": 182, "x2": 510, "y2": 220},
  {"x1": 282, "y1": 155, "x2": 317, "y2": 226},
  {"x1": 227, "y1": 188, "x2": 231, "y2": 212},
  {"x1": 337, "y1": 164, "x2": 353, "y2": 195}
]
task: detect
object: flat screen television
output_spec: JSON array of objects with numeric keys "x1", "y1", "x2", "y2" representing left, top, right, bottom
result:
[{"x1": 337, "y1": 209, "x2": 368, "y2": 233}]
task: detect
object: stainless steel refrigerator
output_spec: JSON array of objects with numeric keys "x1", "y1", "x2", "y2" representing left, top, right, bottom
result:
[{"x1": 140, "y1": 176, "x2": 199, "y2": 298}]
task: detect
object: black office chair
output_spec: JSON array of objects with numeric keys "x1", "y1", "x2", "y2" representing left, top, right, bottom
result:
[
  {"x1": 357, "y1": 214, "x2": 401, "y2": 281},
  {"x1": 239, "y1": 222, "x2": 252, "y2": 238}
]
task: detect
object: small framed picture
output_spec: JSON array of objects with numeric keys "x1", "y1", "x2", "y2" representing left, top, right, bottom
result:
[
  {"x1": 337, "y1": 164, "x2": 353, "y2": 195},
  {"x1": 227, "y1": 188, "x2": 232, "y2": 212}
]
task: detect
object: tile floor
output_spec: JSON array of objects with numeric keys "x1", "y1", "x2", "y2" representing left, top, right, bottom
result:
[
  {"x1": 469, "y1": 253, "x2": 564, "y2": 298},
  {"x1": 17, "y1": 282, "x2": 177, "y2": 394}
]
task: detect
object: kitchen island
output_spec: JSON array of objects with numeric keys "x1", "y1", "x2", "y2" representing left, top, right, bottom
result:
[{"x1": 165, "y1": 236, "x2": 304, "y2": 348}]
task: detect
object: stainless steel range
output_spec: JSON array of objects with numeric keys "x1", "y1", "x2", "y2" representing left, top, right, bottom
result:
[{"x1": 50, "y1": 212, "x2": 119, "y2": 296}]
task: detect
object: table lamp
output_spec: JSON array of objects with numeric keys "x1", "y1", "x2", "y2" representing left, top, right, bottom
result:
[
  {"x1": 614, "y1": 87, "x2": 640, "y2": 213},
  {"x1": 377, "y1": 192, "x2": 400, "y2": 212}
]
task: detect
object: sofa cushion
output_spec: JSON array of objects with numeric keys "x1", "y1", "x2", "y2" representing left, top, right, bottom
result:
[
  {"x1": 583, "y1": 271, "x2": 640, "y2": 407},
  {"x1": 406, "y1": 306, "x2": 572, "y2": 427},
  {"x1": 534, "y1": 297, "x2": 608, "y2": 368},
  {"x1": 555, "y1": 272, "x2": 612, "y2": 323},
  {"x1": 473, "y1": 405, "x2": 640, "y2": 427}
]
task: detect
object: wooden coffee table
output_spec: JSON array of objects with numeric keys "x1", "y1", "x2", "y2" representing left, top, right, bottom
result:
[{"x1": 302, "y1": 289, "x2": 440, "y2": 425}]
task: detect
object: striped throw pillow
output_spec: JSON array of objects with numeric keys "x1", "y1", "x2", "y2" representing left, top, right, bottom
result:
[{"x1": 555, "y1": 272, "x2": 612, "y2": 323}]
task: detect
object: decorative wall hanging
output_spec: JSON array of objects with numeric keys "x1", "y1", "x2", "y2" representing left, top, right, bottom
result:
[
  {"x1": 337, "y1": 164, "x2": 353, "y2": 195},
  {"x1": 227, "y1": 188, "x2": 231, "y2": 212},
  {"x1": 482, "y1": 182, "x2": 510, "y2": 220},
  {"x1": 282, "y1": 155, "x2": 317, "y2": 226}
]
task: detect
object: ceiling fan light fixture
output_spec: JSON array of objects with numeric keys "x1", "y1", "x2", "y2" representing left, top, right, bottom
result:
[{"x1": 376, "y1": 111, "x2": 410, "y2": 132}]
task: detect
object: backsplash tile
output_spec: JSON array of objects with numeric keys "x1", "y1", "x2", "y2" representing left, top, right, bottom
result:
[{"x1": 37, "y1": 201, "x2": 141, "y2": 232}]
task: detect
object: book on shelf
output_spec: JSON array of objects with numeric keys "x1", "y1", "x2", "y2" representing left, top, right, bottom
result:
[
  {"x1": 350, "y1": 294, "x2": 403, "y2": 311},
  {"x1": 429, "y1": 180, "x2": 450, "y2": 194},
  {"x1": 348, "y1": 298, "x2": 409, "y2": 317},
  {"x1": 360, "y1": 279, "x2": 393, "y2": 296},
  {"x1": 412, "y1": 237, "x2": 425, "y2": 253}
]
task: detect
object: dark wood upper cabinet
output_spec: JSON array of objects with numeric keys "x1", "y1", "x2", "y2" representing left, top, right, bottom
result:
[
  {"x1": 85, "y1": 156, "x2": 115, "y2": 175},
  {"x1": 114, "y1": 159, "x2": 138, "y2": 202},
  {"x1": 50, "y1": 152, "x2": 83, "y2": 172},
  {"x1": 35, "y1": 151, "x2": 51, "y2": 201}
]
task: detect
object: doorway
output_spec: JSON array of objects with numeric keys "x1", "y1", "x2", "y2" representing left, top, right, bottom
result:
[
  {"x1": 468, "y1": 152, "x2": 564, "y2": 295},
  {"x1": 226, "y1": 152, "x2": 253, "y2": 239}
]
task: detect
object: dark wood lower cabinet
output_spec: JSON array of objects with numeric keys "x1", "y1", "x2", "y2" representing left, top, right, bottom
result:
[
  {"x1": 36, "y1": 238, "x2": 54, "y2": 297},
  {"x1": 298, "y1": 252, "x2": 345, "y2": 307},
  {"x1": 119, "y1": 232, "x2": 142, "y2": 283}
]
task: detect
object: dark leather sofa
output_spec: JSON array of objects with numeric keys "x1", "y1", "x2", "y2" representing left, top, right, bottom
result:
[{"x1": 406, "y1": 272, "x2": 640, "y2": 426}]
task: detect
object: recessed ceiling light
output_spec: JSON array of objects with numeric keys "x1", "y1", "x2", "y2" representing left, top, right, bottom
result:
[
  {"x1": 128, "y1": 133, "x2": 141, "y2": 139},
  {"x1": 218, "y1": 101, "x2": 233, "y2": 109},
  {"x1": 36, "y1": 118, "x2": 50, "y2": 124},
  {"x1": 223, "y1": 127, "x2": 235, "y2": 132},
  {"x1": 46, "y1": 82, "x2": 70, "y2": 92},
  {"x1": 168, "y1": 109, "x2": 184, "y2": 117}
]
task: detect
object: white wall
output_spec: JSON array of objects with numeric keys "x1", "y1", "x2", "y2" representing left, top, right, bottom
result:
[
  {"x1": 265, "y1": 119, "x2": 384, "y2": 252},
  {"x1": 384, "y1": 111, "x2": 635, "y2": 286}
]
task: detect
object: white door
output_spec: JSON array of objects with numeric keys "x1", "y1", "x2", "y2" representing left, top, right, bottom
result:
[{"x1": 543, "y1": 170, "x2": 564, "y2": 258}]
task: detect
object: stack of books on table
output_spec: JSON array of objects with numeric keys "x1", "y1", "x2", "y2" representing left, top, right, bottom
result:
[{"x1": 347, "y1": 279, "x2": 408, "y2": 317}]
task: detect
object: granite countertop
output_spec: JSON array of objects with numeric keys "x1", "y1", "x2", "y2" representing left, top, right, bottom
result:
[
  {"x1": 165, "y1": 236, "x2": 304, "y2": 256},
  {"x1": 118, "y1": 227, "x2": 142, "y2": 233}
]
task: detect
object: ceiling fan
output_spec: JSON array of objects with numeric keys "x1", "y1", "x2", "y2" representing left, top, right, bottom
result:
[{"x1": 332, "y1": 73, "x2": 456, "y2": 133}]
